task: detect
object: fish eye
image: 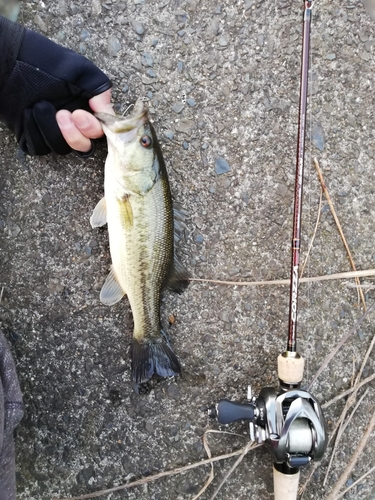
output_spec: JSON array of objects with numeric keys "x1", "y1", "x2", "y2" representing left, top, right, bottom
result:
[{"x1": 140, "y1": 135, "x2": 152, "y2": 148}]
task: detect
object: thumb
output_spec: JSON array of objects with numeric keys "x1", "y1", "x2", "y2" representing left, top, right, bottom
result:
[{"x1": 89, "y1": 88, "x2": 114, "y2": 115}]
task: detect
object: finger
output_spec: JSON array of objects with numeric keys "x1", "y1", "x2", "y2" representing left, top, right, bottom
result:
[
  {"x1": 56, "y1": 109, "x2": 92, "y2": 153},
  {"x1": 71, "y1": 109, "x2": 105, "y2": 139},
  {"x1": 89, "y1": 88, "x2": 114, "y2": 115}
]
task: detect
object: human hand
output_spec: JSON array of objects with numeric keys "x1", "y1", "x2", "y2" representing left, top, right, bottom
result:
[
  {"x1": 0, "y1": 15, "x2": 112, "y2": 156},
  {"x1": 56, "y1": 89, "x2": 114, "y2": 155}
]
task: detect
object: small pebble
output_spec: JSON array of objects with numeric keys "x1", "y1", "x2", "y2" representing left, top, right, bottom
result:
[
  {"x1": 310, "y1": 122, "x2": 325, "y2": 151},
  {"x1": 108, "y1": 36, "x2": 121, "y2": 56},
  {"x1": 218, "y1": 36, "x2": 228, "y2": 47},
  {"x1": 359, "y1": 51, "x2": 370, "y2": 61},
  {"x1": 9, "y1": 223, "x2": 21, "y2": 238},
  {"x1": 80, "y1": 29, "x2": 90, "y2": 41},
  {"x1": 215, "y1": 157, "x2": 231, "y2": 175},
  {"x1": 165, "y1": 130, "x2": 174, "y2": 140},
  {"x1": 187, "y1": 98, "x2": 196, "y2": 107},
  {"x1": 141, "y1": 52, "x2": 154, "y2": 67},
  {"x1": 141, "y1": 75, "x2": 155, "y2": 85},
  {"x1": 172, "y1": 102, "x2": 185, "y2": 114},
  {"x1": 131, "y1": 20, "x2": 145, "y2": 35},
  {"x1": 33, "y1": 14, "x2": 48, "y2": 32},
  {"x1": 175, "y1": 119, "x2": 194, "y2": 134},
  {"x1": 167, "y1": 383, "x2": 181, "y2": 399}
]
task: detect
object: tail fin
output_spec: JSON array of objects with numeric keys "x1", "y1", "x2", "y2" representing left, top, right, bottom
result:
[{"x1": 131, "y1": 338, "x2": 181, "y2": 384}]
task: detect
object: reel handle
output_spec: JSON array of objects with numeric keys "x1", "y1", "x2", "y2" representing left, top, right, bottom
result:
[{"x1": 208, "y1": 399, "x2": 256, "y2": 425}]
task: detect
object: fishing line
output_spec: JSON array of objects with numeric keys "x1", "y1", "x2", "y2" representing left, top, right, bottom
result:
[{"x1": 305, "y1": 0, "x2": 315, "y2": 386}]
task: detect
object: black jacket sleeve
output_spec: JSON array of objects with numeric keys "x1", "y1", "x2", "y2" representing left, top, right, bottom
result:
[{"x1": 0, "y1": 330, "x2": 23, "y2": 500}]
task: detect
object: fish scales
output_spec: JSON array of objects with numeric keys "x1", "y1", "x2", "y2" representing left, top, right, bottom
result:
[{"x1": 91, "y1": 99, "x2": 188, "y2": 384}]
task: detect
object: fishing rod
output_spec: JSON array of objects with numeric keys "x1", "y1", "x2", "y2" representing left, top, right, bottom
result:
[{"x1": 208, "y1": 2, "x2": 327, "y2": 499}]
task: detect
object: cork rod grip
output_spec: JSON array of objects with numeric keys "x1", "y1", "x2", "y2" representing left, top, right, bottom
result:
[{"x1": 273, "y1": 466, "x2": 300, "y2": 500}]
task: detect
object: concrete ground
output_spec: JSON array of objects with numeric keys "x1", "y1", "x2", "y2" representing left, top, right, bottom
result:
[{"x1": 1, "y1": 0, "x2": 375, "y2": 498}]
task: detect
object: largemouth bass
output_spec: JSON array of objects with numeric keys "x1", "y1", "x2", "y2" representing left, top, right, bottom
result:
[{"x1": 90, "y1": 99, "x2": 189, "y2": 384}]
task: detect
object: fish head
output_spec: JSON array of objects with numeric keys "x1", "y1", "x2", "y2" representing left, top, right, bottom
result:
[{"x1": 96, "y1": 99, "x2": 160, "y2": 196}]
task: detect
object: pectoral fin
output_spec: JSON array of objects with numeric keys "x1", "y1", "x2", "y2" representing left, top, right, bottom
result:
[
  {"x1": 90, "y1": 197, "x2": 107, "y2": 228},
  {"x1": 100, "y1": 268, "x2": 126, "y2": 305}
]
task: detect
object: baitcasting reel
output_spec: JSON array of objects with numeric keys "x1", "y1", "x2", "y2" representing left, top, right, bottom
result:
[{"x1": 208, "y1": 384, "x2": 327, "y2": 471}]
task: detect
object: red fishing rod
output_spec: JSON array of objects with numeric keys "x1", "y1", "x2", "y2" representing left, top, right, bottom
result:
[
  {"x1": 209, "y1": 2, "x2": 327, "y2": 499},
  {"x1": 287, "y1": 0, "x2": 313, "y2": 355}
]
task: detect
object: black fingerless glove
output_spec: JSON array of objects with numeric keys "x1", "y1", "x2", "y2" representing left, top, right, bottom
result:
[{"x1": 0, "y1": 15, "x2": 112, "y2": 155}]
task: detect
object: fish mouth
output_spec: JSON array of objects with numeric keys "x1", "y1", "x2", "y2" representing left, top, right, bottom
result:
[{"x1": 95, "y1": 99, "x2": 148, "y2": 138}]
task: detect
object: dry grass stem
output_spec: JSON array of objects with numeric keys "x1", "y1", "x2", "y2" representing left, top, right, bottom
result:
[
  {"x1": 354, "y1": 324, "x2": 375, "y2": 387},
  {"x1": 193, "y1": 429, "x2": 244, "y2": 500},
  {"x1": 313, "y1": 157, "x2": 366, "y2": 310},
  {"x1": 346, "y1": 282, "x2": 375, "y2": 289},
  {"x1": 308, "y1": 301, "x2": 375, "y2": 390},
  {"x1": 323, "y1": 389, "x2": 369, "y2": 486},
  {"x1": 335, "y1": 463, "x2": 375, "y2": 499},
  {"x1": 300, "y1": 390, "x2": 369, "y2": 496},
  {"x1": 193, "y1": 430, "x2": 260, "y2": 500},
  {"x1": 322, "y1": 372, "x2": 375, "y2": 409},
  {"x1": 190, "y1": 269, "x2": 375, "y2": 287},
  {"x1": 53, "y1": 436, "x2": 256, "y2": 500},
  {"x1": 209, "y1": 441, "x2": 257, "y2": 500},
  {"x1": 300, "y1": 187, "x2": 323, "y2": 278},
  {"x1": 326, "y1": 406, "x2": 375, "y2": 499},
  {"x1": 192, "y1": 432, "x2": 214, "y2": 500},
  {"x1": 322, "y1": 318, "x2": 375, "y2": 483}
]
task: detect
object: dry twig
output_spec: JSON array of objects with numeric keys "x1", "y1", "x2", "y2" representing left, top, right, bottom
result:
[
  {"x1": 334, "y1": 463, "x2": 375, "y2": 499},
  {"x1": 307, "y1": 301, "x2": 375, "y2": 390},
  {"x1": 53, "y1": 435, "x2": 259, "y2": 500},
  {"x1": 301, "y1": 309, "x2": 375, "y2": 495},
  {"x1": 323, "y1": 389, "x2": 369, "y2": 486},
  {"x1": 192, "y1": 429, "x2": 247, "y2": 500},
  {"x1": 299, "y1": 389, "x2": 369, "y2": 497},
  {"x1": 313, "y1": 157, "x2": 366, "y2": 310},
  {"x1": 322, "y1": 372, "x2": 375, "y2": 410},
  {"x1": 209, "y1": 441, "x2": 256, "y2": 500},
  {"x1": 326, "y1": 406, "x2": 375, "y2": 499},
  {"x1": 190, "y1": 269, "x2": 375, "y2": 287},
  {"x1": 300, "y1": 187, "x2": 323, "y2": 278}
]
